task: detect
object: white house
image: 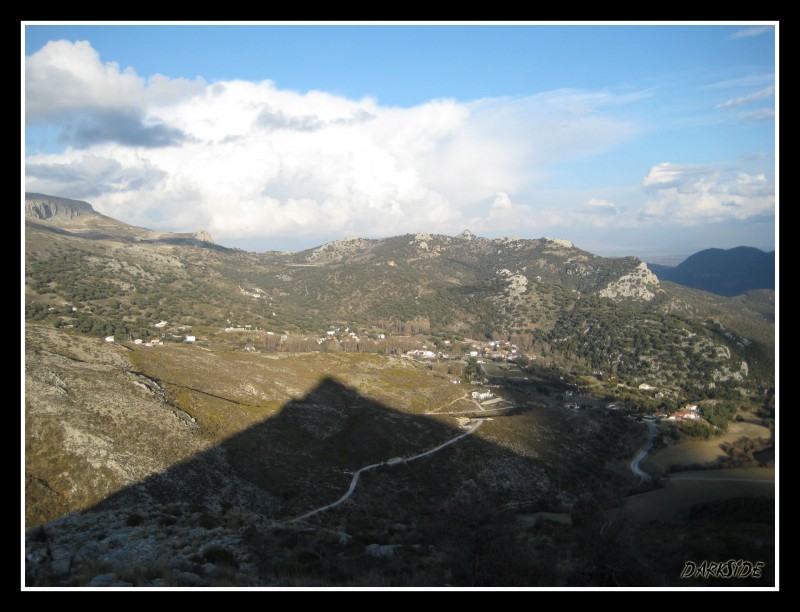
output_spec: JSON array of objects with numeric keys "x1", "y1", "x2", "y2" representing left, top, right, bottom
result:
[
  {"x1": 104, "y1": 336, "x2": 114, "y2": 343},
  {"x1": 134, "y1": 339, "x2": 142, "y2": 345},
  {"x1": 185, "y1": 335, "x2": 196, "y2": 343},
  {"x1": 472, "y1": 391, "x2": 493, "y2": 401}
]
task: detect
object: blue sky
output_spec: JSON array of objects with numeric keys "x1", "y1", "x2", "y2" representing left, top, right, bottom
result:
[{"x1": 23, "y1": 22, "x2": 776, "y2": 260}]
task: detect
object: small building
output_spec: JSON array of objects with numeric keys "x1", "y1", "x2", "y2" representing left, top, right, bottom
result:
[
  {"x1": 134, "y1": 339, "x2": 142, "y2": 345},
  {"x1": 104, "y1": 336, "x2": 114, "y2": 343},
  {"x1": 185, "y1": 335, "x2": 196, "y2": 343}
]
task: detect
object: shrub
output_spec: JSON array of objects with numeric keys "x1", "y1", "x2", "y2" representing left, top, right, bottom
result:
[{"x1": 203, "y1": 546, "x2": 238, "y2": 568}]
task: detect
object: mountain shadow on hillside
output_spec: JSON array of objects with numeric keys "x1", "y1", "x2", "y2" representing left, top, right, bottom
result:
[{"x1": 26, "y1": 377, "x2": 773, "y2": 586}]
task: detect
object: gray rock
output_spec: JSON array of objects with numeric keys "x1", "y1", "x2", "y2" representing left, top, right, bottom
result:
[
  {"x1": 364, "y1": 544, "x2": 398, "y2": 558},
  {"x1": 77, "y1": 541, "x2": 108, "y2": 563},
  {"x1": 202, "y1": 562, "x2": 218, "y2": 576},
  {"x1": 174, "y1": 571, "x2": 206, "y2": 587},
  {"x1": 25, "y1": 544, "x2": 48, "y2": 566},
  {"x1": 50, "y1": 548, "x2": 72, "y2": 575},
  {"x1": 88, "y1": 572, "x2": 118, "y2": 587}
]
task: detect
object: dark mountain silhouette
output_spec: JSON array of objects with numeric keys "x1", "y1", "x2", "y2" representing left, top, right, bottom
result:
[{"x1": 648, "y1": 247, "x2": 775, "y2": 297}]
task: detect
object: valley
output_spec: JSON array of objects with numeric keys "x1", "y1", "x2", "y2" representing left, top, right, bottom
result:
[{"x1": 23, "y1": 194, "x2": 776, "y2": 587}]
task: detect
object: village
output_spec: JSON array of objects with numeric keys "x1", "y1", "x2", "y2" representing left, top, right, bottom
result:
[
  {"x1": 100, "y1": 316, "x2": 705, "y2": 427},
  {"x1": 103, "y1": 319, "x2": 196, "y2": 347}
]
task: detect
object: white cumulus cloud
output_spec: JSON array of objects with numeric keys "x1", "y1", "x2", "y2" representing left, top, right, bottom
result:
[
  {"x1": 25, "y1": 40, "x2": 646, "y2": 243},
  {"x1": 640, "y1": 162, "x2": 774, "y2": 223}
]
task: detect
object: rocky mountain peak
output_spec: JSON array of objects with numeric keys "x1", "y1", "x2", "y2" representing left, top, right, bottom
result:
[{"x1": 25, "y1": 193, "x2": 97, "y2": 221}]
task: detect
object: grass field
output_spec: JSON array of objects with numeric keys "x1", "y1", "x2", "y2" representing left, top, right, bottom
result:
[
  {"x1": 643, "y1": 421, "x2": 771, "y2": 473},
  {"x1": 624, "y1": 467, "x2": 775, "y2": 524}
]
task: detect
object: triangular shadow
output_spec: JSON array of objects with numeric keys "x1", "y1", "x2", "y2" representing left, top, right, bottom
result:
[{"x1": 87, "y1": 376, "x2": 548, "y2": 522}]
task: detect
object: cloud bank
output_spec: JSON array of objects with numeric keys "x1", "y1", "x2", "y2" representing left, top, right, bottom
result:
[
  {"x1": 24, "y1": 40, "x2": 646, "y2": 241},
  {"x1": 24, "y1": 39, "x2": 774, "y2": 253},
  {"x1": 640, "y1": 162, "x2": 774, "y2": 223}
]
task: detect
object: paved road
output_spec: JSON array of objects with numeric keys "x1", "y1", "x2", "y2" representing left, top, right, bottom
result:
[
  {"x1": 291, "y1": 419, "x2": 485, "y2": 522},
  {"x1": 630, "y1": 419, "x2": 657, "y2": 479}
]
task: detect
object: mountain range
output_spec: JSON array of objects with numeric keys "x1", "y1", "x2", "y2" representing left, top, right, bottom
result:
[
  {"x1": 24, "y1": 192, "x2": 775, "y2": 394},
  {"x1": 23, "y1": 192, "x2": 776, "y2": 587},
  {"x1": 648, "y1": 247, "x2": 775, "y2": 297}
]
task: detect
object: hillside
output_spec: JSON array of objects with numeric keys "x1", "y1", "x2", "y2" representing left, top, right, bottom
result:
[
  {"x1": 24, "y1": 193, "x2": 775, "y2": 398},
  {"x1": 648, "y1": 246, "x2": 775, "y2": 297},
  {"x1": 24, "y1": 194, "x2": 775, "y2": 586},
  {"x1": 25, "y1": 321, "x2": 648, "y2": 586}
]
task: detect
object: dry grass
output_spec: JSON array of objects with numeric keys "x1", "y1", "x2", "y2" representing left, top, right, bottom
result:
[
  {"x1": 646, "y1": 421, "x2": 771, "y2": 472},
  {"x1": 624, "y1": 467, "x2": 774, "y2": 523}
]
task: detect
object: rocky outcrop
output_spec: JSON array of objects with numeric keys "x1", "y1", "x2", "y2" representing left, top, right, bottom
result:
[
  {"x1": 598, "y1": 261, "x2": 661, "y2": 301},
  {"x1": 25, "y1": 193, "x2": 97, "y2": 221},
  {"x1": 25, "y1": 502, "x2": 264, "y2": 587},
  {"x1": 543, "y1": 237, "x2": 574, "y2": 249},
  {"x1": 497, "y1": 269, "x2": 528, "y2": 299},
  {"x1": 192, "y1": 230, "x2": 215, "y2": 244},
  {"x1": 304, "y1": 237, "x2": 372, "y2": 263}
]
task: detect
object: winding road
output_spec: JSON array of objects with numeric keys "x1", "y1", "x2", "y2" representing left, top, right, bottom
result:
[
  {"x1": 291, "y1": 419, "x2": 485, "y2": 522},
  {"x1": 630, "y1": 419, "x2": 657, "y2": 479}
]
